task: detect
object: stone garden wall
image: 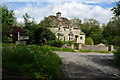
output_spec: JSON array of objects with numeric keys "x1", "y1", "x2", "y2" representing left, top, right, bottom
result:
[{"x1": 81, "y1": 44, "x2": 108, "y2": 51}]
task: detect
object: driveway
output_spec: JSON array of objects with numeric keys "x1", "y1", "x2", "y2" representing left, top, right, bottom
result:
[{"x1": 56, "y1": 52, "x2": 120, "y2": 80}]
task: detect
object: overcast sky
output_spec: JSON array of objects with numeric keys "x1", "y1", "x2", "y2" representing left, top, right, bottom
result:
[{"x1": 2, "y1": 0, "x2": 119, "y2": 24}]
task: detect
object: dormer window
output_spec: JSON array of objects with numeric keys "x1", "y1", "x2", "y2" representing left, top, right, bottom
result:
[{"x1": 58, "y1": 27, "x2": 60, "y2": 31}]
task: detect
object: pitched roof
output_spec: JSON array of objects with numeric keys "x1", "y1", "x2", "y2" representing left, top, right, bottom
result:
[{"x1": 48, "y1": 15, "x2": 70, "y2": 27}]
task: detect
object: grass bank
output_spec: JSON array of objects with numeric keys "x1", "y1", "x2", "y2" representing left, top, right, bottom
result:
[
  {"x1": 79, "y1": 49, "x2": 110, "y2": 53},
  {"x1": 2, "y1": 43, "x2": 61, "y2": 79}
]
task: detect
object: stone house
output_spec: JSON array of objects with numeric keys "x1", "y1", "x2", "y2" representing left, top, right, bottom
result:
[{"x1": 48, "y1": 12, "x2": 85, "y2": 44}]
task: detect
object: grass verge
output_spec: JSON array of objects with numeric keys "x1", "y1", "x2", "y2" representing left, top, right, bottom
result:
[
  {"x1": 79, "y1": 49, "x2": 110, "y2": 53},
  {"x1": 2, "y1": 43, "x2": 61, "y2": 79}
]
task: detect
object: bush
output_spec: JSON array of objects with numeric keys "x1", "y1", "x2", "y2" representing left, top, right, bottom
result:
[
  {"x1": 64, "y1": 41, "x2": 74, "y2": 46},
  {"x1": 2, "y1": 43, "x2": 61, "y2": 79},
  {"x1": 113, "y1": 48, "x2": 120, "y2": 66},
  {"x1": 44, "y1": 45, "x2": 75, "y2": 52},
  {"x1": 85, "y1": 37, "x2": 94, "y2": 45},
  {"x1": 46, "y1": 39, "x2": 63, "y2": 47}
]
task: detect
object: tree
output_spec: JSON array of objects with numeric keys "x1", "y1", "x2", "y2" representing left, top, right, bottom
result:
[
  {"x1": 38, "y1": 17, "x2": 53, "y2": 27},
  {"x1": 81, "y1": 18, "x2": 101, "y2": 36},
  {"x1": 12, "y1": 26, "x2": 25, "y2": 42},
  {"x1": 90, "y1": 34, "x2": 104, "y2": 44},
  {"x1": 111, "y1": 1, "x2": 120, "y2": 16},
  {"x1": 2, "y1": 5, "x2": 16, "y2": 42},
  {"x1": 102, "y1": 17, "x2": 120, "y2": 46},
  {"x1": 80, "y1": 18, "x2": 103, "y2": 44},
  {"x1": 34, "y1": 17, "x2": 56, "y2": 45},
  {"x1": 70, "y1": 18, "x2": 82, "y2": 27},
  {"x1": 2, "y1": 5, "x2": 16, "y2": 26},
  {"x1": 23, "y1": 13, "x2": 39, "y2": 44}
]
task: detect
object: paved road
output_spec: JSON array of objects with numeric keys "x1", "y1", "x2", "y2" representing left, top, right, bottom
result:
[{"x1": 56, "y1": 52, "x2": 120, "y2": 80}]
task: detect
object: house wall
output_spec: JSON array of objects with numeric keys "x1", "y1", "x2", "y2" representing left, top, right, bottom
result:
[{"x1": 49, "y1": 27, "x2": 85, "y2": 44}]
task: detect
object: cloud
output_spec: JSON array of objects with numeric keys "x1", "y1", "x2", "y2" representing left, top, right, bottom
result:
[
  {"x1": 14, "y1": 2, "x2": 113, "y2": 24},
  {"x1": 3, "y1": 0, "x2": 115, "y2": 3}
]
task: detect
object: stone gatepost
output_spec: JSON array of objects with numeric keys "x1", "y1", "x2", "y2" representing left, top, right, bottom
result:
[
  {"x1": 78, "y1": 43, "x2": 82, "y2": 50},
  {"x1": 71, "y1": 45, "x2": 74, "y2": 49}
]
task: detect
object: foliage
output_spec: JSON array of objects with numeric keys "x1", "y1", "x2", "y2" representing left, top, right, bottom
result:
[
  {"x1": 79, "y1": 49, "x2": 110, "y2": 53},
  {"x1": 90, "y1": 34, "x2": 104, "y2": 44},
  {"x1": 44, "y1": 45, "x2": 75, "y2": 52},
  {"x1": 34, "y1": 26, "x2": 56, "y2": 45},
  {"x1": 46, "y1": 39, "x2": 63, "y2": 47},
  {"x1": 2, "y1": 43, "x2": 61, "y2": 79},
  {"x1": 64, "y1": 41, "x2": 74, "y2": 46},
  {"x1": 12, "y1": 26, "x2": 26, "y2": 42},
  {"x1": 22, "y1": 14, "x2": 56, "y2": 45},
  {"x1": 38, "y1": 17, "x2": 53, "y2": 27},
  {"x1": 80, "y1": 18, "x2": 104, "y2": 45},
  {"x1": 74, "y1": 43, "x2": 78, "y2": 50},
  {"x1": 111, "y1": 1, "x2": 120, "y2": 16},
  {"x1": 70, "y1": 18, "x2": 82, "y2": 27},
  {"x1": 102, "y1": 17, "x2": 120, "y2": 46},
  {"x1": 85, "y1": 37, "x2": 94, "y2": 45},
  {"x1": 113, "y1": 48, "x2": 120, "y2": 66},
  {"x1": 2, "y1": 5, "x2": 16, "y2": 26},
  {"x1": 2, "y1": 5, "x2": 16, "y2": 43},
  {"x1": 81, "y1": 18, "x2": 101, "y2": 36}
]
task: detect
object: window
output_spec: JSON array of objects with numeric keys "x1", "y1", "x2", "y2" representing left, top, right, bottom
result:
[
  {"x1": 64, "y1": 28, "x2": 66, "y2": 31},
  {"x1": 80, "y1": 37, "x2": 83, "y2": 40},
  {"x1": 58, "y1": 27, "x2": 60, "y2": 31},
  {"x1": 68, "y1": 35, "x2": 73, "y2": 41}
]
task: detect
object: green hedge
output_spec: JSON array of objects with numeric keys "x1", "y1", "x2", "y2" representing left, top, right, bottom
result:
[{"x1": 2, "y1": 43, "x2": 61, "y2": 79}]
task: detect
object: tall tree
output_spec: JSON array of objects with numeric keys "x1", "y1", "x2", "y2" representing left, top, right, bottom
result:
[
  {"x1": 35, "y1": 17, "x2": 56, "y2": 45},
  {"x1": 102, "y1": 17, "x2": 120, "y2": 46},
  {"x1": 81, "y1": 18, "x2": 101, "y2": 36},
  {"x1": 80, "y1": 18, "x2": 103, "y2": 44},
  {"x1": 2, "y1": 5, "x2": 16, "y2": 26},
  {"x1": 2, "y1": 5, "x2": 16, "y2": 42},
  {"x1": 111, "y1": 1, "x2": 120, "y2": 16},
  {"x1": 70, "y1": 18, "x2": 82, "y2": 27}
]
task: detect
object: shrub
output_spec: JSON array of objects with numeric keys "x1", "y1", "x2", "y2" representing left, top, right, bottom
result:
[
  {"x1": 44, "y1": 45, "x2": 75, "y2": 52},
  {"x1": 113, "y1": 48, "x2": 120, "y2": 66},
  {"x1": 64, "y1": 41, "x2": 74, "y2": 46},
  {"x1": 85, "y1": 37, "x2": 94, "y2": 45},
  {"x1": 2, "y1": 43, "x2": 61, "y2": 79},
  {"x1": 46, "y1": 39, "x2": 63, "y2": 47}
]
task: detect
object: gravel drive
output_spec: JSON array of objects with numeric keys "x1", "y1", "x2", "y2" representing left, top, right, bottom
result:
[{"x1": 56, "y1": 52, "x2": 120, "y2": 80}]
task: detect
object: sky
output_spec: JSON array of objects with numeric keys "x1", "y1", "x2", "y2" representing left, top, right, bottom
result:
[{"x1": 2, "y1": 0, "x2": 119, "y2": 24}]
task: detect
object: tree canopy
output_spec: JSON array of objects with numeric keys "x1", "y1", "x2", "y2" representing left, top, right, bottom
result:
[
  {"x1": 102, "y1": 17, "x2": 120, "y2": 46},
  {"x1": 111, "y1": 1, "x2": 120, "y2": 16},
  {"x1": 2, "y1": 5, "x2": 16, "y2": 42}
]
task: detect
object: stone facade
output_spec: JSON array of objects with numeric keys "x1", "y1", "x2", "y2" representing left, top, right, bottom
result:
[
  {"x1": 81, "y1": 44, "x2": 108, "y2": 51},
  {"x1": 49, "y1": 12, "x2": 85, "y2": 44}
]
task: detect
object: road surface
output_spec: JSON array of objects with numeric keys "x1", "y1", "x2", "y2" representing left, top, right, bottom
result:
[{"x1": 56, "y1": 52, "x2": 120, "y2": 80}]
